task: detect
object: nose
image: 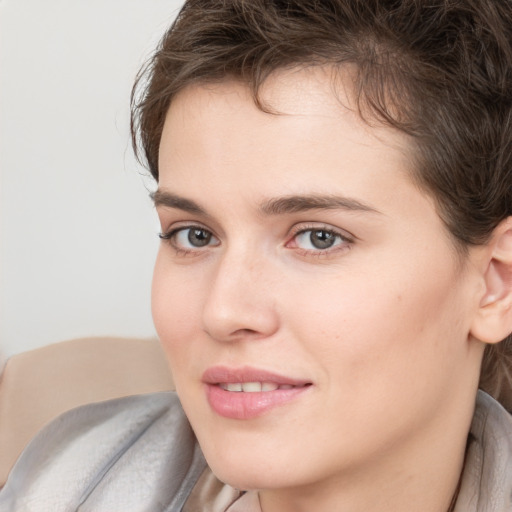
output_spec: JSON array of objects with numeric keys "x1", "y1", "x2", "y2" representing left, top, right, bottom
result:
[{"x1": 201, "y1": 248, "x2": 280, "y2": 342}]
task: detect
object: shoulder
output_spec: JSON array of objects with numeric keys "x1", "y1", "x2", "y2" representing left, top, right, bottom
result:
[{"x1": 0, "y1": 392, "x2": 206, "y2": 512}]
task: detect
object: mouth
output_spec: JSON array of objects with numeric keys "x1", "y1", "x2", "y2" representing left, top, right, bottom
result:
[
  {"x1": 202, "y1": 366, "x2": 312, "y2": 419},
  {"x1": 218, "y1": 382, "x2": 302, "y2": 392}
]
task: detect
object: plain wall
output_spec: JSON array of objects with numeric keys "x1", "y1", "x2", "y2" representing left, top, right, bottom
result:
[{"x1": 1, "y1": 0, "x2": 185, "y2": 359}]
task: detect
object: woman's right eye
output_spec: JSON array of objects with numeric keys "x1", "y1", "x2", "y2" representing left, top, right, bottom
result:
[{"x1": 159, "y1": 226, "x2": 220, "y2": 252}]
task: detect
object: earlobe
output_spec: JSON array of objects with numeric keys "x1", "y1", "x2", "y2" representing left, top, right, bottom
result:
[{"x1": 470, "y1": 218, "x2": 512, "y2": 345}]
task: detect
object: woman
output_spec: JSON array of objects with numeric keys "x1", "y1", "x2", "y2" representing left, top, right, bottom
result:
[{"x1": 1, "y1": 1, "x2": 511, "y2": 511}]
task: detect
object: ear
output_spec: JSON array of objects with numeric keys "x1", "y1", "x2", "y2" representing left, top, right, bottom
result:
[{"x1": 470, "y1": 217, "x2": 512, "y2": 344}]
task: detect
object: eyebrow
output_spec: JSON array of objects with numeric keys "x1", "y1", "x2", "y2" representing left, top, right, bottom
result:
[
  {"x1": 151, "y1": 190, "x2": 381, "y2": 216},
  {"x1": 260, "y1": 194, "x2": 381, "y2": 215},
  {"x1": 151, "y1": 190, "x2": 208, "y2": 215}
]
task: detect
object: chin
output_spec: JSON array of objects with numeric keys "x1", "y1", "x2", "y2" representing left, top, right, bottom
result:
[
  {"x1": 209, "y1": 463, "x2": 280, "y2": 491},
  {"x1": 200, "y1": 442, "x2": 310, "y2": 492},
  {"x1": 201, "y1": 446, "x2": 263, "y2": 488}
]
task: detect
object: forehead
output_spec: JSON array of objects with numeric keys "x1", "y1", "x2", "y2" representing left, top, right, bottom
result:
[
  {"x1": 169, "y1": 66, "x2": 406, "y2": 131},
  {"x1": 158, "y1": 66, "x2": 413, "y2": 184}
]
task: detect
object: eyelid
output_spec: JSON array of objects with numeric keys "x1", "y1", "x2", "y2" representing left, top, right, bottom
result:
[
  {"x1": 288, "y1": 222, "x2": 355, "y2": 241},
  {"x1": 286, "y1": 222, "x2": 354, "y2": 256},
  {"x1": 158, "y1": 223, "x2": 220, "y2": 255},
  {"x1": 158, "y1": 219, "x2": 214, "y2": 238}
]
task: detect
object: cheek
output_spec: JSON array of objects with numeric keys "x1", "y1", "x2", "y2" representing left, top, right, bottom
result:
[
  {"x1": 276, "y1": 264, "x2": 470, "y2": 455},
  {"x1": 151, "y1": 253, "x2": 201, "y2": 362},
  {"x1": 288, "y1": 255, "x2": 470, "y2": 389}
]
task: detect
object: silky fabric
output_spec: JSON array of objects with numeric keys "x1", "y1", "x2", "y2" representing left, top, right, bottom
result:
[
  {"x1": 0, "y1": 391, "x2": 510, "y2": 511},
  {"x1": 0, "y1": 393, "x2": 205, "y2": 512}
]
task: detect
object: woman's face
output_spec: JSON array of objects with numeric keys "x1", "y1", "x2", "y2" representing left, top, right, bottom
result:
[{"x1": 152, "y1": 68, "x2": 483, "y2": 494}]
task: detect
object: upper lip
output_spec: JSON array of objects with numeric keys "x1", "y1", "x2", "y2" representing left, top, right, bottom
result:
[{"x1": 202, "y1": 366, "x2": 311, "y2": 386}]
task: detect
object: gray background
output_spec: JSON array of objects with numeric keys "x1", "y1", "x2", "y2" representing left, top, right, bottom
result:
[{"x1": 1, "y1": 0, "x2": 185, "y2": 360}]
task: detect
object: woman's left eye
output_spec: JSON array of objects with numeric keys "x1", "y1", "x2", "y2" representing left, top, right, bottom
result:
[{"x1": 288, "y1": 227, "x2": 351, "y2": 253}]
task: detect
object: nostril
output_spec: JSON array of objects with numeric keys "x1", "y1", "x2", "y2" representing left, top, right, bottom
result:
[
  {"x1": 204, "y1": 327, "x2": 268, "y2": 343},
  {"x1": 233, "y1": 328, "x2": 260, "y2": 336}
]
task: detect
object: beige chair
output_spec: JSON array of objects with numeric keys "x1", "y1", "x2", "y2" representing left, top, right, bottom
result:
[{"x1": 0, "y1": 337, "x2": 174, "y2": 488}]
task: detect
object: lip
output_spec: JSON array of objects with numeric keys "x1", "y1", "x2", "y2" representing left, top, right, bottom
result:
[{"x1": 202, "y1": 366, "x2": 312, "y2": 420}]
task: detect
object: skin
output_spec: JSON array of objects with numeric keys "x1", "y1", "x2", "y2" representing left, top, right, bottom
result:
[{"x1": 152, "y1": 67, "x2": 489, "y2": 512}]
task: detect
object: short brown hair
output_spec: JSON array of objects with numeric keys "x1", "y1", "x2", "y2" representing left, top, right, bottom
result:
[{"x1": 131, "y1": 0, "x2": 512, "y2": 408}]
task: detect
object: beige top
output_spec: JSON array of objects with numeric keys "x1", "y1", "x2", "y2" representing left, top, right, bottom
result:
[{"x1": 0, "y1": 391, "x2": 510, "y2": 511}]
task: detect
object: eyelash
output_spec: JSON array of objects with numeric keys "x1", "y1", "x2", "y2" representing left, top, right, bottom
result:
[
  {"x1": 158, "y1": 223, "x2": 354, "y2": 257},
  {"x1": 286, "y1": 224, "x2": 353, "y2": 257},
  {"x1": 159, "y1": 225, "x2": 219, "y2": 256}
]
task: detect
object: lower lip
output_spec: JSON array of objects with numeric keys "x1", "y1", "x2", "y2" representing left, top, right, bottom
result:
[{"x1": 205, "y1": 384, "x2": 310, "y2": 420}]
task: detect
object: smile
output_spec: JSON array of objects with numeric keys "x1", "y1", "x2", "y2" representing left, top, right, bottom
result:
[
  {"x1": 219, "y1": 382, "x2": 297, "y2": 392},
  {"x1": 203, "y1": 366, "x2": 312, "y2": 419}
]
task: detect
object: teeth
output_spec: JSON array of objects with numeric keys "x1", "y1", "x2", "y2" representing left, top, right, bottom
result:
[
  {"x1": 225, "y1": 383, "x2": 242, "y2": 392},
  {"x1": 219, "y1": 382, "x2": 289, "y2": 392},
  {"x1": 242, "y1": 382, "x2": 262, "y2": 392}
]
